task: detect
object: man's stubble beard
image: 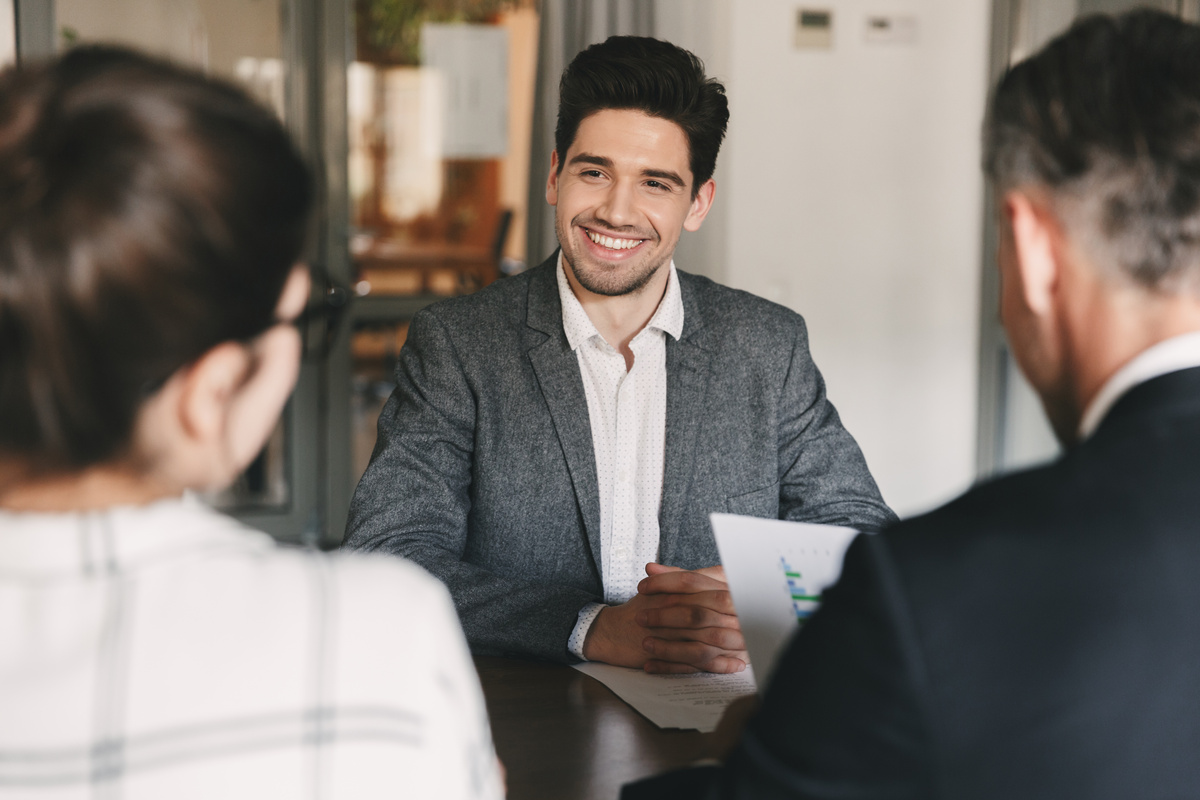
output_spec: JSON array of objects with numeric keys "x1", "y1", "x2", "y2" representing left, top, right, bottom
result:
[
  {"x1": 567, "y1": 254, "x2": 665, "y2": 297},
  {"x1": 556, "y1": 214, "x2": 668, "y2": 298}
]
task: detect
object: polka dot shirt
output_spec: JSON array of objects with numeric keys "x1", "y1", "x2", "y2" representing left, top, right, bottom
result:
[{"x1": 556, "y1": 255, "x2": 685, "y2": 659}]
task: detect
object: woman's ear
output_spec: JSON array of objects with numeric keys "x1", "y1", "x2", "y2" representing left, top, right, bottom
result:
[
  {"x1": 127, "y1": 341, "x2": 256, "y2": 493},
  {"x1": 277, "y1": 264, "x2": 311, "y2": 322},
  {"x1": 160, "y1": 342, "x2": 257, "y2": 488},
  {"x1": 134, "y1": 268, "x2": 309, "y2": 492},
  {"x1": 214, "y1": 265, "x2": 308, "y2": 473},
  {"x1": 219, "y1": 322, "x2": 302, "y2": 477},
  {"x1": 178, "y1": 342, "x2": 255, "y2": 445}
]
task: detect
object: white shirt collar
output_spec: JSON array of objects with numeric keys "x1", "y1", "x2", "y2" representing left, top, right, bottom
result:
[
  {"x1": 1078, "y1": 330, "x2": 1200, "y2": 439},
  {"x1": 555, "y1": 252, "x2": 685, "y2": 351}
]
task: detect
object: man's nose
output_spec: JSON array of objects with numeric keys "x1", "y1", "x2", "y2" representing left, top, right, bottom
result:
[{"x1": 594, "y1": 180, "x2": 638, "y2": 228}]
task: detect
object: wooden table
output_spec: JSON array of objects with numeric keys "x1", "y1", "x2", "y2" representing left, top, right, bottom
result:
[{"x1": 475, "y1": 657, "x2": 713, "y2": 800}]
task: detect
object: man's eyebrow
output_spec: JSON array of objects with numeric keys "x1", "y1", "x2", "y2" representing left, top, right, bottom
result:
[
  {"x1": 568, "y1": 153, "x2": 614, "y2": 169},
  {"x1": 642, "y1": 168, "x2": 686, "y2": 188}
]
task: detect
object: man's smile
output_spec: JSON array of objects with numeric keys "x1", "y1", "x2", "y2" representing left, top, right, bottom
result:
[
  {"x1": 580, "y1": 226, "x2": 651, "y2": 260},
  {"x1": 584, "y1": 228, "x2": 646, "y2": 251}
]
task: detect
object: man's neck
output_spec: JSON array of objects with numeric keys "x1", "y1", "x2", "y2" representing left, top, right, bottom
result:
[
  {"x1": 563, "y1": 260, "x2": 672, "y2": 366},
  {"x1": 1067, "y1": 284, "x2": 1200, "y2": 425}
]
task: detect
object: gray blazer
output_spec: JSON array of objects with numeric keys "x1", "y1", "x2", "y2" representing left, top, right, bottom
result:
[{"x1": 344, "y1": 256, "x2": 895, "y2": 662}]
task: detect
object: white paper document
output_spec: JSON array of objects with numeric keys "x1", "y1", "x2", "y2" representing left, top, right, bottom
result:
[
  {"x1": 571, "y1": 662, "x2": 757, "y2": 733},
  {"x1": 712, "y1": 513, "x2": 860, "y2": 691}
]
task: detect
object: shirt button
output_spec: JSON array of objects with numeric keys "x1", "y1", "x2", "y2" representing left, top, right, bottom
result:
[
  {"x1": 617, "y1": 470, "x2": 629, "y2": 483},
  {"x1": 614, "y1": 547, "x2": 631, "y2": 561}
]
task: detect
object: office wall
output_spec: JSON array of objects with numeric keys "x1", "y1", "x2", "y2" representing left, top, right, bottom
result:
[
  {"x1": 656, "y1": 0, "x2": 730, "y2": 284},
  {"x1": 663, "y1": 0, "x2": 991, "y2": 516}
]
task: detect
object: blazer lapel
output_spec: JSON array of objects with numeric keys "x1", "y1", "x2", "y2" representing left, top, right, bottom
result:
[
  {"x1": 524, "y1": 257, "x2": 604, "y2": 574},
  {"x1": 658, "y1": 275, "x2": 716, "y2": 565}
]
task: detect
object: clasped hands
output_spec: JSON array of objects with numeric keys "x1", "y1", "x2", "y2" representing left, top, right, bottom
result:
[{"x1": 581, "y1": 563, "x2": 749, "y2": 674}]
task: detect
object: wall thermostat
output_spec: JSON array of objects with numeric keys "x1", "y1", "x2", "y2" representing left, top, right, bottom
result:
[{"x1": 795, "y1": 8, "x2": 833, "y2": 49}]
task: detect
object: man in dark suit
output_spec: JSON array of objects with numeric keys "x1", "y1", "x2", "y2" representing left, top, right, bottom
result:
[
  {"x1": 344, "y1": 36, "x2": 894, "y2": 670},
  {"x1": 623, "y1": 8, "x2": 1200, "y2": 797}
]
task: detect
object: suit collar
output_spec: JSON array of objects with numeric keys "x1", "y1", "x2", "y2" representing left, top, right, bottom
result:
[
  {"x1": 526, "y1": 253, "x2": 565, "y2": 339},
  {"x1": 1092, "y1": 365, "x2": 1200, "y2": 441},
  {"x1": 659, "y1": 271, "x2": 717, "y2": 561},
  {"x1": 1080, "y1": 331, "x2": 1200, "y2": 439},
  {"x1": 676, "y1": 269, "x2": 710, "y2": 343},
  {"x1": 524, "y1": 253, "x2": 604, "y2": 575}
]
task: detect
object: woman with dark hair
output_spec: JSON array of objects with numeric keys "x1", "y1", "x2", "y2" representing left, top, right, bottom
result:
[{"x1": 0, "y1": 47, "x2": 502, "y2": 799}]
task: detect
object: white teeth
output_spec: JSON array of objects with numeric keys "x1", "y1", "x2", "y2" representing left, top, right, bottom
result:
[{"x1": 586, "y1": 230, "x2": 641, "y2": 250}]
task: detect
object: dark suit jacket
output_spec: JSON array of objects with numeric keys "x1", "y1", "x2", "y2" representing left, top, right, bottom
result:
[
  {"x1": 344, "y1": 256, "x2": 894, "y2": 662},
  {"x1": 624, "y1": 366, "x2": 1200, "y2": 799}
]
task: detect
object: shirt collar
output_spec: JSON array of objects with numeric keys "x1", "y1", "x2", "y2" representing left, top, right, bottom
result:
[
  {"x1": 555, "y1": 252, "x2": 685, "y2": 351},
  {"x1": 1078, "y1": 330, "x2": 1200, "y2": 439}
]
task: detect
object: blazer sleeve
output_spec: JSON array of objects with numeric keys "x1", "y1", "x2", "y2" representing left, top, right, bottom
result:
[
  {"x1": 622, "y1": 533, "x2": 935, "y2": 799},
  {"x1": 776, "y1": 316, "x2": 897, "y2": 531},
  {"x1": 343, "y1": 308, "x2": 596, "y2": 662}
]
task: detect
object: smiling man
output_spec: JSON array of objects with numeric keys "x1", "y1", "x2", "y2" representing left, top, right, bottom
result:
[{"x1": 344, "y1": 36, "x2": 894, "y2": 670}]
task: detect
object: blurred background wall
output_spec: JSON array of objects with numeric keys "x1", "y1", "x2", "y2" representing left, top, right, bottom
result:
[{"x1": 660, "y1": 0, "x2": 990, "y2": 517}]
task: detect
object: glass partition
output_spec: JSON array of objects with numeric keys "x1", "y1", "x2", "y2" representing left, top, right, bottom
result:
[
  {"x1": 0, "y1": 1, "x2": 14, "y2": 67},
  {"x1": 347, "y1": 0, "x2": 538, "y2": 484},
  {"x1": 47, "y1": 0, "x2": 307, "y2": 523}
]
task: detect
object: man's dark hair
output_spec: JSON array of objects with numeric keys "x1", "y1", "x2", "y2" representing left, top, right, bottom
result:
[
  {"x1": 0, "y1": 46, "x2": 312, "y2": 471},
  {"x1": 984, "y1": 9, "x2": 1200, "y2": 292},
  {"x1": 555, "y1": 36, "x2": 728, "y2": 194}
]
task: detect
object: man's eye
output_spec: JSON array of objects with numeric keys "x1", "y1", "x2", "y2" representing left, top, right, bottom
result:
[{"x1": 582, "y1": 170, "x2": 603, "y2": 178}]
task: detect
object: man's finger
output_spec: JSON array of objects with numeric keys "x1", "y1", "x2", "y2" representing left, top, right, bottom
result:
[
  {"x1": 636, "y1": 602, "x2": 741, "y2": 631},
  {"x1": 639, "y1": 569, "x2": 725, "y2": 595},
  {"x1": 643, "y1": 624, "x2": 746, "y2": 650},
  {"x1": 642, "y1": 660, "x2": 701, "y2": 675},
  {"x1": 644, "y1": 563, "x2": 726, "y2": 581},
  {"x1": 642, "y1": 637, "x2": 749, "y2": 673},
  {"x1": 692, "y1": 565, "x2": 727, "y2": 581},
  {"x1": 653, "y1": 587, "x2": 738, "y2": 615},
  {"x1": 645, "y1": 654, "x2": 746, "y2": 675}
]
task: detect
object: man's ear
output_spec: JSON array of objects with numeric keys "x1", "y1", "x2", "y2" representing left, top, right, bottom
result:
[
  {"x1": 545, "y1": 150, "x2": 561, "y2": 206},
  {"x1": 1005, "y1": 190, "x2": 1061, "y2": 316},
  {"x1": 683, "y1": 178, "x2": 716, "y2": 232}
]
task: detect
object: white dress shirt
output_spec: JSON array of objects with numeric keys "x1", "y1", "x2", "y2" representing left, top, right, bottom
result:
[
  {"x1": 1079, "y1": 330, "x2": 1200, "y2": 440},
  {"x1": 557, "y1": 255, "x2": 685, "y2": 659}
]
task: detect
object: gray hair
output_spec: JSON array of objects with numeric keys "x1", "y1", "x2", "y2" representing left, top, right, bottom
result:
[{"x1": 984, "y1": 9, "x2": 1200, "y2": 294}]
